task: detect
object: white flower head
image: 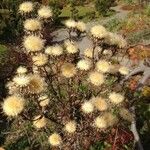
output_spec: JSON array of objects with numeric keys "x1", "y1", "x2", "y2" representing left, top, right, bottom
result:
[
  {"x1": 109, "y1": 92, "x2": 124, "y2": 104},
  {"x1": 51, "y1": 45, "x2": 63, "y2": 56},
  {"x1": 65, "y1": 19, "x2": 76, "y2": 28},
  {"x1": 38, "y1": 6, "x2": 53, "y2": 19},
  {"x1": 65, "y1": 121, "x2": 76, "y2": 133},
  {"x1": 45, "y1": 46, "x2": 53, "y2": 55},
  {"x1": 84, "y1": 48, "x2": 93, "y2": 58},
  {"x1": 48, "y1": 133, "x2": 62, "y2": 146},
  {"x1": 65, "y1": 41, "x2": 79, "y2": 54},
  {"x1": 76, "y1": 21, "x2": 86, "y2": 32},
  {"x1": 96, "y1": 60, "x2": 111, "y2": 73},
  {"x1": 13, "y1": 75, "x2": 30, "y2": 87},
  {"x1": 119, "y1": 66, "x2": 129, "y2": 75},
  {"x1": 19, "y1": 1, "x2": 33, "y2": 13},
  {"x1": 17, "y1": 66, "x2": 27, "y2": 74},
  {"x1": 77, "y1": 59, "x2": 92, "y2": 71},
  {"x1": 81, "y1": 101, "x2": 94, "y2": 114}
]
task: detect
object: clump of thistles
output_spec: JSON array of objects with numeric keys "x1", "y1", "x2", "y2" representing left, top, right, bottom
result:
[
  {"x1": 2, "y1": 95, "x2": 25, "y2": 117},
  {"x1": 65, "y1": 121, "x2": 77, "y2": 133},
  {"x1": 19, "y1": 1, "x2": 33, "y2": 14},
  {"x1": 38, "y1": 6, "x2": 53, "y2": 19},
  {"x1": 109, "y1": 92, "x2": 124, "y2": 105},
  {"x1": 24, "y1": 19, "x2": 42, "y2": 31},
  {"x1": 96, "y1": 60, "x2": 111, "y2": 73},
  {"x1": 23, "y1": 35, "x2": 45, "y2": 52},
  {"x1": 61, "y1": 63, "x2": 77, "y2": 78},
  {"x1": 48, "y1": 133, "x2": 62, "y2": 146},
  {"x1": 88, "y1": 71, "x2": 105, "y2": 86},
  {"x1": 91, "y1": 25, "x2": 108, "y2": 39},
  {"x1": 77, "y1": 59, "x2": 92, "y2": 71}
]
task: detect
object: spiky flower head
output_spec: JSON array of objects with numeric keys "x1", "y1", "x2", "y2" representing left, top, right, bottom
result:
[
  {"x1": 65, "y1": 19, "x2": 76, "y2": 29},
  {"x1": 84, "y1": 48, "x2": 93, "y2": 58},
  {"x1": 109, "y1": 92, "x2": 124, "y2": 104},
  {"x1": 81, "y1": 101, "x2": 94, "y2": 114},
  {"x1": 45, "y1": 46, "x2": 53, "y2": 55},
  {"x1": 119, "y1": 66, "x2": 129, "y2": 75},
  {"x1": 17, "y1": 66, "x2": 27, "y2": 74},
  {"x1": 91, "y1": 25, "x2": 108, "y2": 39},
  {"x1": 91, "y1": 97, "x2": 108, "y2": 111},
  {"x1": 77, "y1": 59, "x2": 92, "y2": 71},
  {"x1": 65, "y1": 121, "x2": 77, "y2": 133},
  {"x1": 23, "y1": 35, "x2": 45, "y2": 52},
  {"x1": 24, "y1": 19, "x2": 42, "y2": 31},
  {"x1": 2, "y1": 95, "x2": 25, "y2": 117},
  {"x1": 119, "y1": 108, "x2": 133, "y2": 122},
  {"x1": 32, "y1": 53, "x2": 48, "y2": 67},
  {"x1": 76, "y1": 21, "x2": 86, "y2": 32},
  {"x1": 19, "y1": 1, "x2": 33, "y2": 13},
  {"x1": 94, "y1": 116, "x2": 107, "y2": 129},
  {"x1": 51, "y1": 45, "x2": 63, "y2": 56},
  {"x1": 38, "y1": 6, "x2": 53, "y2": 19},
  {"x1": 28, "y1": 74, "x2": 46, "y2": 94},
  {"x1": 48, "y1": 133, "x2": 62, "y2": 146},
  {"x1": 33, "y1": 115, "x2": 47, "y2": 128},
  {"x1": 65, "y1": 41, "x2": 79, "y2": 54},
  {"x1": 96, "y1": 60, "x2": 111, "y2": 73},
  {"x1": 13, "y1": 74, "x2": 30, "y2": 87},
  {"x1": 61, "y1": 63, "x2": 77, "y2": 78},
  {"x1": 38, "y1": 95, "x2": 50, "y2": 107},
  {"x1": 88, "y1": 71, "x2": 105, "y2": 86}
]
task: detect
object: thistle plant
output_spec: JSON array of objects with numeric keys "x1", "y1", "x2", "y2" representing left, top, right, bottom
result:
[{"x1": 1, "y1": 1, "x2": 135, "y2": 150}]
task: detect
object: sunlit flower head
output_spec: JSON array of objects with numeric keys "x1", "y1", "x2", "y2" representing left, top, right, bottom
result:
[
  {"x1": 109, "y1": 92, "x2": 124, "y2": 104},
  {"x1": 38, "y1": 95, "x2": 50, "y2": 107},
  {"x1": 77, "y1": 59, "x2": 92, "y2": 71},
  {"x1": 88, "y1": 71, "x2": 105, "y2": 86},
  {"x1": 76, "y1": 21, "x2": 86, "y2": 32},
  {"x1": 65, "y1": 121, "x2": 76, "y2": 133},
  {"x1": 45, "y1": 46, "x2": 53, "y2": 55},
  {"x1": 119, "y1": 108, "x2": 134, "y2": 122},
  {"x1": 23, "y1": 35, "x2": 45, "y2": 52},
  {"x1": 65, "y1": 19, "x2": 76, "y2": 28},
  {"x1": 119, "y1": 66, "x2": 129, "y2": 75},
  {"x1": 38, "y1": 6, "x2": 52, "y2": 19},
  {"x1": 81, "y1": 101, "x2": 94, "y2": 114},
  {"x1": 2, "y1": 95, "x2": 25, "y2": 117},
  {"x1": 91, "y1": 25, "x2": 108, "y2": 39},
  {"x1": 61, "y1": 63, "x2": 77, "y2": 78},
  {"x1": 17, "y1": 66, "x2": 27, "y2": 74},
  {"x1": 91, "y1": 97, "x2": 108, "y2": 111},
  {"x1": 83, "y1": 48, "x2": 93, "y2": 58},
  {"x1": 32, "y1": 53, "x2": 48, "y2": 67},
  {"x1": 48, "y1": 133, "x2": 62, "y2": 146},
  {"x1": 33, "y1": 115, "x2": 47, "y2": 128},
  {"x1": 65, "y1": 41, "x2": 78, "y2": 54},
  {"x1": 19, "y1": 1, "x2": 33, "y2": 13},
  {"x1": 51, "y1": 45, "x2": 63, "y2": 56},
  {"x1": 24, "y1": 19, "x2": 42, "y2": 31},
  {"x1": 28, "y1": 74, "x2": 46, "y2": 94},
  {"x1": 13, "y1": 75, "x2": 30, "y2": 87},
  {"x1": 96, "y1": 60, "x2": 111, "y2": 73},
  {"x1": 94, "y1": 116, "x2": 107, "y2": 129}
]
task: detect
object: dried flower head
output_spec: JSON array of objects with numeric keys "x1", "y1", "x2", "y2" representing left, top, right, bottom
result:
[
  {"x1": 32, "y1": 53, "x2": 48, "y2": 67},
  {"x1": 23, "y1": 35, "x2": 45, "y2": 52},
  {"x1": 2, "y1": 95, "x2": 25, "y2": 117},
  {"x1": 17, "y1": 66, "x2": 27, "y2": 74},
  {"x1": 28, "y1": 74, "x2": 46, "y2": 94},
  {"x1": 48, "y1": 133, "x2": 62, "y2": 146},
  {"x1": 84, "y1": 48, "x2": 93, "y2": 58},
  {"x1": 65, "y1": 121, "x2": 76, "y2": 133},
  {"x1": 109, "y1": 92, "x2": 124, "y2": 104},
  {"x1": 33, "y1": 115, "x2": 47, "y2": 128},
  {"x1": 77, "y1": 59, "x2": 92, "y2": 71},
  {"x1": 24, "y1": 19, "x2": 42, "y2": 31},
  {"x1": 91, "y1": 97, "x2": 108, "y2": 111},
  {"x1": 81, "y1": 101, "x2": 94, "y2": 114},
  {"x1": 13, "y1": 75, "x2": 30, "y2": 87},
  {"x1": 19, "y1": 1, "x2": 33, "y2": 13},
  {"x1": 65, "y1": 41, "x2": 78, "y2": 54},
  {"x1": 119, "y1": 108, "x2": 133, "y2": 122},
  {"x1": 119, "y1": 66, "x2": 129, "y2": 75},
  {"x1": 96, "y1": 60, "x2": 111, "y2": 73},
  {"x1": 61, "y1": 63, "x2": 77, "y2": 78},
  {"x1": 65, "y1": 19, "x2": 76, "y2": 28},
  {"x1": 91, "y1": 25, "x2": 108, "y2": 39},
  {"x1": 51, "y1": 45, "x2": 63, "y2": 56},
  {"x1": 38, "y1": 95, "x2": 50, "y2": 107},
  {"x1": 88, "y1": 71, "x2": 105, "y2": 86},
  {"x1": 38, "y1": 6, "x2": 52, "y2": 19},
  {"x1": 76, "y1": 21, "x2": 86, "y2": 32}
]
